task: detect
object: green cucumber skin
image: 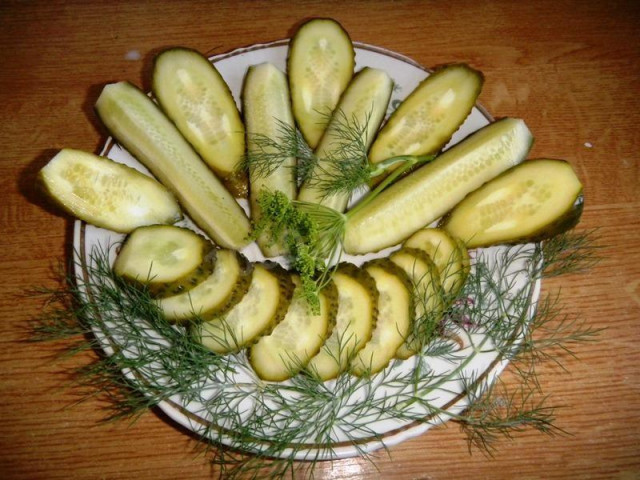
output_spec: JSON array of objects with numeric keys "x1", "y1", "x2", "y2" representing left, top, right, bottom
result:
[
  {"x1": 152, "y1": 48, "x2": 247, "y2": 198},
  {"x1": 95, "y1": 81, "x2": 251, "y2": 250},
  {"x1": 343, "y1": 118, "x2": 534, "y2": 254},
  {"x1": 440, "y1": 159, "x2": 584, "y2": 247}
]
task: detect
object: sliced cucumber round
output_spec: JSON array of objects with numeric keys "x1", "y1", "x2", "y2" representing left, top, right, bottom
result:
[
  {"x1": 113, "y1": 225, "x2": 214, "y2": 297},
  {"x1": 39, "y1": 149, "x2": 181, "y2": 233},
  {"x1": 153, "y1": 48, "x2": 247, "y2": 197},
  {"x1": 307, "y1": 263, "x2": 378, "y2": 381},
  {"x1": 344, "y1": 118, "x2": 534, "y2": 254},
  {"x1": 441, "y1": 159, "x2": 584, "y2": 247},
  {"x1": 156, "y1": 249, "x2": 252, "y2": 323},
  {"x1": 288, "y1": 18, "x2": 355, "y2": 149},
  {"x1": 390, "y1": 248, "x2": 444, "y2": 359},
  {"x1": 351, "y1": 259, "x2": 413, "y2": 376},
  {"x1": 249, "y1": 278, "x2": 338, "y2": 382},
  {"x1": 194, "y1": 263, "x2": 294, "y2": 354}
]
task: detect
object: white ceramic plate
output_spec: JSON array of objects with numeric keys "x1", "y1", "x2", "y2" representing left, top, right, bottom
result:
[{"x1": 73, "y1": 40, "x2": 540, "y2": 461}]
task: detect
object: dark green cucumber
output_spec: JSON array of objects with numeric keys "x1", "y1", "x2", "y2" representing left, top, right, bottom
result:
[
  {"x1": 95, "y1": 81, "x2": 251, "y2": 250},
  {"x1": 441, "y1": 159, "x2": 583, "y2": 247},
  {"x1": 288, "y1": 18, "x2": 355, "y2": 149},
  {"x1": 194, "y1": 263, "x2": 294, "y2": 354},
  {"x1": 39, "y1": 149, "x2": 181, "y2": 233},
  {"x1": 249, "y1": 278, "x2": 339, "y2": 382},
  {"x1": 297, "y1": 67, "x2": 393, "y2": 212},
  {"x1": 113, "y1": 225, "x2": 214, "y2": 298},
  {"x1": 344, "y1": 118, "x2": 533, "y2": 254},
  {"x1": 243, "y1": 62, "x2": 297, "y2": 256},
  {"x1": 153, "y1": 48, "x2": 247, "y2": 197},
  {"x1": 369, "y1": 64, "x2": 483, "y2": 176}
]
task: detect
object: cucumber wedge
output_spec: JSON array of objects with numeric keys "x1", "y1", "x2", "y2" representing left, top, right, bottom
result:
[
  {"x1": 307, "y1": 263, "x2": 378, "y2": 381},
  {"x1": 95, "y1": 81, "x2": 251, "y2": 249},
  {"x1": 351, "y1": 259, "x2": 413, "y2": 376},
  {"x1": 288, "y1": 18, "x2": 355, "y2": 149},
  {"x1": 113, "y1": 225, "x2": 214, "y2": 298},
  {"x1": 194, "y1": 263, "x2": 294, "y2": 354},
  {"x1": 344, "y1": 118, "x2": 533, "y2": 254},
  {"x1": 297, "y1": 67, "x2": 393, "y2": 212},
  {"x1": 243, "y1": 62, "x2": 297, "y2": 256},
  {"x1": 369, "y1": 64, "x2": 483, "y2": 172},
  {"x1": 153, "y1": 48, "x2": 247, "y2": 197},
  {"x1": 390, "y1": 248, "x2": 444, "y2": 359},
  {"x1": 156, "y1": 249, "x2": 252, "y2": 323},
  {"x1": 403, "y1": 228, "x2": 468, "y2": 302},
  {"x1": 249, "y1": 278, "x2": 338, "y2": 382},
  {"x1": 441, "y1": 159, "x2": 583, "y2": 247},
  {"x1": 39, "y1": 149, "x2": 181, "y2": 232}
]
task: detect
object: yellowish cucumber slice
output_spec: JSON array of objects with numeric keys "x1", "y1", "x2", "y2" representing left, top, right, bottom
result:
[
  {"x1": 95, "y1": 81, "x2": 251, "y2": 250},
  {"x1": 194, "y1": 263, "x2": 294, "y2": 354},
  {"x1": 441, "y1": 159, "x2": 584, "y2": 247},
  {"x1": 344, "y1": 118, "x2": 533, "y2": 254},
  {"x1": 249, "y1": 278, "x2": 338, "y2": 382},
  {"x1": 288, "y1": 18, "x2": 355, "y2": 149},
  {"x1": 39, "y1": 149, "x2": 181, "y2": 233},
  {"x1": 156, "y1": 249, "x2": 251, "y2": 323},
  {"x1": 369, "y1": 64, "x2": 483, "y2": 173},
  {"x1": 307, "y1": 264, "x2": 378, "y2": 381},
  {"x1": 113, "y1": 225, "x2": 214, "y2": 298},
  {"x1": 351, "y1": 259, "x2": 413, "y2": 376},
  {"x1": 404, "y1": 228, "x2": 468, "y2": 302},
  {"x1": 242, "y1": 62, "x2": 297, "y2": 256},
  {"x1": 297, "y1": 67, "x2": 393, "y2": 212},
  {"x1": 152, "y1": 48, "x2": 247, "y2": 197},
  {"x1": 390, "y1": 248, "x2": 444, "y2": 359}
]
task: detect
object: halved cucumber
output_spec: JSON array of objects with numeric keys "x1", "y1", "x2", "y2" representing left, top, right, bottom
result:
[
  {"x1": 156, "y1": 249, "x2": 252, "y2": 323},
  {"x1": 243, "y1": 62, "x2": 297, "y2": 256},
  {"x1": 390, "y1": 248, "x2": 444, "y2": 359},
  {"x1": 344, "y1": 118, "x2": 533, "y2": 254},
  {"x1": 288, "y1": 18, "x2": 355, "y2": 149},
  {"x1": 249, "y1": 278, "x2": 338, "y2": 382},
  {"x1": 441, "y1": 159, "x2": 584, "y2": 247},
  {"x1": 369, "y1": 64, "x2": 483, "y2": 174},
  {"x1": 95, "y1": 81, "x2": 251, "y2": 250},
  {"x1": 351, "y1": 259, "x2": 413, "y2": 376},
  {"x1": 113, "y1": 225, "x2": 214, "y2": 298},
  {"x1": 403, "y1": 228, "x2": 468, "y2": 302},
  {"x1": 194, "y1": 263, "x2": 294, "y2": 354},
  {"x1": 39, "y1": 149, "x2": 181, "y2": 233},
  {"x1": 307, "y1": 263, "x2": 378, "y2": 381},
  {"x1": 297, "y1": 67, "x2": 393, "y2": 212},
  {"x1": 152, "y1": 48, "x2": 247, "y2": 197}
]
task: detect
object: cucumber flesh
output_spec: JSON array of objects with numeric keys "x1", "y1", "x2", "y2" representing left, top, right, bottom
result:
[
  {"x1": 113, "y1": 225, "x2": 213, "y2": 297},
  {"x1": 243, "y1": 62, "x2": 297, "y2": 256},
  {"x1": 441, "y1": 159, "x2": 583, "y2": 247},
  {"x1": 95, "y1": 81, "x2": 251, "y2": 250},
  {"x1": 403, "y1": 228, "x2": 468, "y2": 302},
  {"x1": 39, "y1": 149, "x2": 181, "y2": 233},
  {"x1": 344, "y1": 118, "x2": 533, "y2": 254},
  {"x1": 288, "y1": 18, "x2": 355, "y2": 149},
  {"x1": 351, "y1": 260, "x2": 413, "y2": 376},
  {"x1": 370, "y1": 64, "x2": 483, "y2": 174},
  {"x1": 249, "y1": 278, "x2": 338, "y2": 382},
  {"x1": 389, "y1": 248, "x2": 444, "y2": 359},
  {"x1": 297, "y1": 67, "x2": 393, "y2": 212},
  {"x1": 153, "y1": 48, "x2": 247, "y2": 197},
  {"x1": 194, "y1": 263, "x2": 294, "y2": 354},
  {"x1": 156, "y1": 249, "x2": 252, "y2": 323},
  {"x1": 307, "y1": 264, "x2": 378, "y2": 381}
]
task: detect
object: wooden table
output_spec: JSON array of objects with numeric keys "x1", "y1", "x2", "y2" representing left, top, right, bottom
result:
[{"x1": 2, "y1": 1, "x2": 639, "y2": 478}]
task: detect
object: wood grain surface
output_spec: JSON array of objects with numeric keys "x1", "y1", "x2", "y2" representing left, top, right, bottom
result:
[{"x1": 1, "y1": 1, "x2": 639, "y2": 478}]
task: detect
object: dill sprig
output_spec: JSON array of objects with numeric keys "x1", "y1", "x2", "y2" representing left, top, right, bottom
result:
[{"x1": 29, "y1": 229, "x2": 601, "y2": 479}]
